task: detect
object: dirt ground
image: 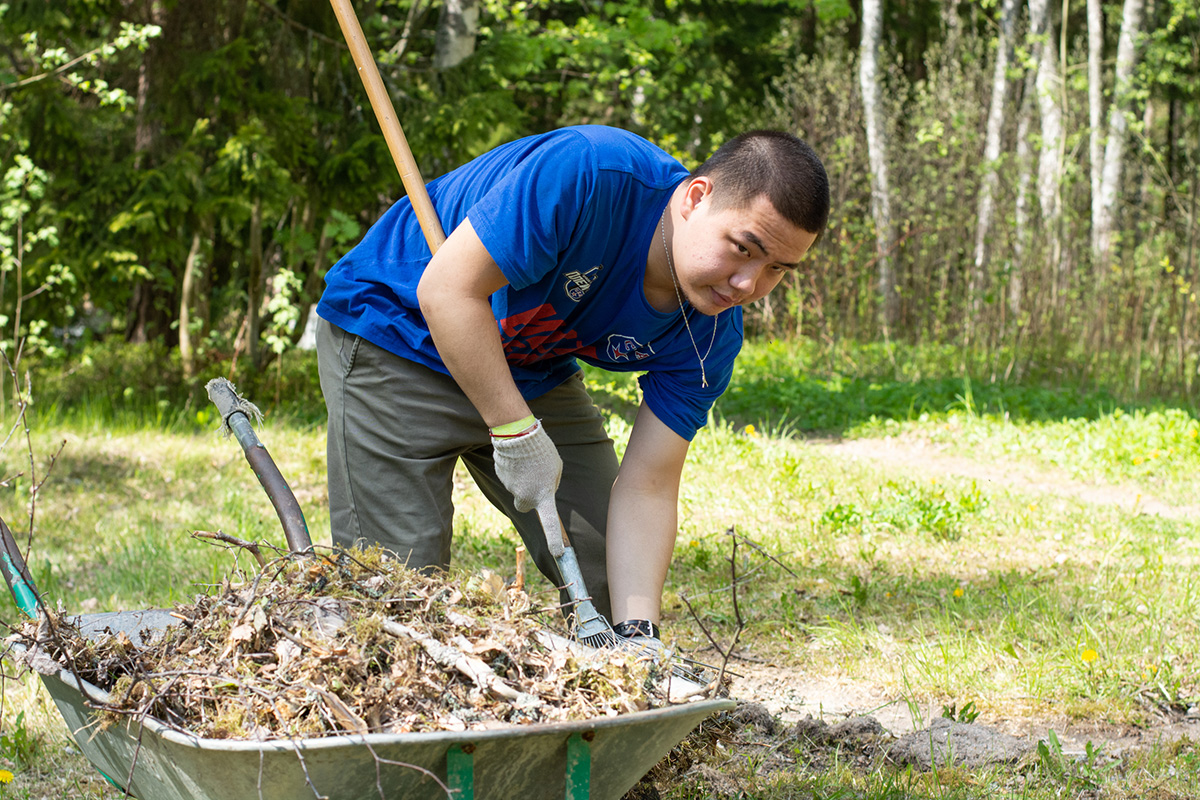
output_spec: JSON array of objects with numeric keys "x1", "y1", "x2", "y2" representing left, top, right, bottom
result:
[{"x1": 726, "y1": 433, "x2": 1200, "y2": 759}]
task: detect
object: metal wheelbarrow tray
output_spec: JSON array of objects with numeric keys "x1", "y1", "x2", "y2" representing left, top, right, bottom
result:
[{"x1": 30, "y1": 609, "x2": 732, "y2": 800}]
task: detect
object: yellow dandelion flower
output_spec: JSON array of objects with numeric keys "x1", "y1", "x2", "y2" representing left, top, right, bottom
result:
[
  {"x1": 953, "y1": 587, "x2": 964, "y2": 598},
  {"x1": 743, "y1": 424, "x2": 758, "y2": 437},
  {"x1": 1081, "y1": 648, "x2": 1099, "y2": 663},
  {"x1": 1132, "y1": 457, "x2": 1143, "y2": 465},
  {"x1": 0, "y1": 769, "x2": 12, "y2": 784}
]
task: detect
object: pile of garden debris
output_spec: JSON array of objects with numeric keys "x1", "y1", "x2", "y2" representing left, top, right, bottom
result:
[{"x1": 10, "y1": 546, "x2": 686, "y2": 740}]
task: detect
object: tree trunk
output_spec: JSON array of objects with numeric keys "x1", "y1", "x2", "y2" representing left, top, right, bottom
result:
[
  {"x1": 434, "y1": 0, "x2": 479, "y2": 70},
  {"x1": 247, "y1": 196, "x2": 264, "y2": 370},
  {"x1": 942, "y1": 0, "x2": 963, "y2": 63},
  {"x1": 858, "y1": 0, "x2": 898, "y2": 332},
  {"x1": 292, "y1": 223, "x2": 334, "y2": 347},
  {"x1": 1094, "y1": 0, "x2": 1147, "y2": 268},
  {"x1": 1011, "y1": 65, "x2": 1040, "y2": 319},
  {"x1": 1028, "y1": 0, "x2": 1065, "y2": 298},
  {"x1": 970, "y1": 0, "x2": 1021, "y2": 319},
  {"x1": 1087, "y1": 0, "x2": 1104, "y2": 250},
  {"x1": 179, "y1": 229, "x2": 203, "y2": 380}
]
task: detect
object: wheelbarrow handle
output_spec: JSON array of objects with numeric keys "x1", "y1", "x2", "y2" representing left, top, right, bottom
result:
[
  {"x1": 0, "y1": 515, "x2": 41, "y2": 618},
  {"x1": 206, "y1": 379, "x2": 313, "y2": 555}
]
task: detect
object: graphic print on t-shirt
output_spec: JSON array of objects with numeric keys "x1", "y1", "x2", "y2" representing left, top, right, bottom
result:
[
  {"x1": 500, "y1": 304, "x2": 594, "y2": 365},
  {"x1": 563, "y1": 265, "x2": 602, "y2": 302},
  {"x1": 605, "y1": 334, "x2": 654, "y2": 362}
]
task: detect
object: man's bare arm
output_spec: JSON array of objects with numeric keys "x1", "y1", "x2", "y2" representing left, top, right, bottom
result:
[
  {"x1": 416, "y1": 218, "x2": 532, "y2": 427},
  {"x1": 607, "y1": 402, "x2": 690, "y2": 625}
]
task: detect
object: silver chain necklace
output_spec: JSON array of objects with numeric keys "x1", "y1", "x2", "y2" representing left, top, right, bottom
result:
[{"x1": 660, "y1": 212, "x2": 718, "y2": 388}]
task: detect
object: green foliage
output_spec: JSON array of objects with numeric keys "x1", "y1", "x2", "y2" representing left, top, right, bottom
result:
[
  {"x1": 819, "y1": 478, "x2": 987, "y2": 541},
  {"x1": 0, "y1": 711, "x2": 40, "y2": 769},
  {"x1": 939, "y1": 700, "x2": 980, "y2": 723},
  {"x1": 0, "y1": 0, "x2": 1195, "y2": 414},
  {"x1": 718, "y1": 339, "x2": 1136, "y2": 435},
  {"x1": 1036, "y1": 730, "x2": 1121, "y2": 793},
  {"x1": 871, "y1": 479, "x2": 985, "y2": 541}
]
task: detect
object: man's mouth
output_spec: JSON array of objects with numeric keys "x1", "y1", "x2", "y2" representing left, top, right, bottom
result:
[{"x1": 711, "y1": 289, "x2": 737, "y2": 309}]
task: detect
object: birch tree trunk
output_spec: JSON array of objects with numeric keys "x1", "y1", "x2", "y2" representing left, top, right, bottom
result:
[
  {"x1": 1028, "y1": 0, "x2": 1065, "y2": 297},
  {"x1": 1087, "y1": 0, "x2": 1104, "y2": 250},
  {"x1": 1094, "y1": 0, "x2": 1147, "y2": 268},
  {"x1": 434, "y1": 0, "x2": 479, "y2": 70},
  {"x1": 971, "y1": 0, "x2": 1021, "y2": 318},
  {"x1": 179, "y1": 230, "x2": 203, "y2": 380},
  {"x1": 1011, "y1": 66, "x2": 1040, "y2": 319},
  {"x1": 858, "y1": 0, "x2": 898, "y2": 332}
]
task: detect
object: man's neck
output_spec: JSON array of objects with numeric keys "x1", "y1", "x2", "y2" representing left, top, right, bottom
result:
[{"x1": 643, "y1": 184, "x2": 686, "y2": 313}]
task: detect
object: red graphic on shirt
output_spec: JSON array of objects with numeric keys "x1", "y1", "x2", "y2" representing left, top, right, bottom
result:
[{"x1": 500, "y1": 304, "x2": 598, "y2": 365}]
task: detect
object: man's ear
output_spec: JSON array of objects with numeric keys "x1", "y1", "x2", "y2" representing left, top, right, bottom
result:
[{"x1": 679, "y1": 176, "x2": 715, "y2": 221}]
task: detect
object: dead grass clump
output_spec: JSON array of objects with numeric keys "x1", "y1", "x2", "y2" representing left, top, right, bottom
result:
[{"x1": 9, "y1": 545, "x2": 675, "y2": 740}]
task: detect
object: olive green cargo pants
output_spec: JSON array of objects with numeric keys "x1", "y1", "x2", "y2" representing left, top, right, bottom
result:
[{"x1": 316, "y1": 318, "x2": 617, "y2": 621}]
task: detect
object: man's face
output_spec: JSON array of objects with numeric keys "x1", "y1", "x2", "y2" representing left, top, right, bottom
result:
[{"x1": 673, "y1": 183, "x2": 818, "y2": 316}]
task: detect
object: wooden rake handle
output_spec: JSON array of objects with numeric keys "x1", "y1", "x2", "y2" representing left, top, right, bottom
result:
[{"x1": 328, "y1": 0, "x2": 446, "y2": 253}]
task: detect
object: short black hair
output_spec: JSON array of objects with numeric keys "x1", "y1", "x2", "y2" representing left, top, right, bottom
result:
[{"x1": 691, "y1": 130, "x2": 830, "y2": 238}]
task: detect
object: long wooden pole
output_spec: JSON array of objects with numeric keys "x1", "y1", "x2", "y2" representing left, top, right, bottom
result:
[{"x1": 328, "y1": 0, "x2": 446, "y2": 253}]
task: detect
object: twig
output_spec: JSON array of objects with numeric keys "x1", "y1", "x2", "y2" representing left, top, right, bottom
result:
[
  {"x1": 248, "y1": 0, "x2": 345, "y2": 47},
  {"x1": 678, "y1": 526, "x2": 748, "y2": 691},
  {"x1": 288, "y1": 737, "x2": 327, "y2": 800},
  {"x1": 726, "y1": 528, "x2": 801, "y2": 579},
  {"x1": 363, "y1": 740, "x2": 455, "y2": 800},
  {"x1": 192, "y1": 529, "x2": 271, "y2": 569}
]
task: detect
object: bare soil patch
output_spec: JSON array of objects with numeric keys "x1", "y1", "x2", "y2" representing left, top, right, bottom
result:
[
  {"x1": 812, "y1": 434, "x2": 1200, "y2": 521},
  {"x1": 728, "y1": 660, "x2": 1200, "y2": 757}
]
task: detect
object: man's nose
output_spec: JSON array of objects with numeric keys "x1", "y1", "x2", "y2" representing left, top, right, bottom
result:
[{"x1": 729, "y1": 264, "x2": 761, "y2": 294}]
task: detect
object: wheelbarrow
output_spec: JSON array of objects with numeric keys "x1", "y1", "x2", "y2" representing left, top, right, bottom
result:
[{"x1": 0, "y1": 381, "x2": 734, "y2": 799}]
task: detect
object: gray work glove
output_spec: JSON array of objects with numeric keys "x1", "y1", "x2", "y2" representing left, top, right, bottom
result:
[{"x1": 491, "y1": 419, "x2": 565, "y2": 557}]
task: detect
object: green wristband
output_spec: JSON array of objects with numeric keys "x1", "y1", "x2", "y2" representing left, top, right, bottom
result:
[{"x1": 490, "y1": 414, "x2": 536, "y2": 437}]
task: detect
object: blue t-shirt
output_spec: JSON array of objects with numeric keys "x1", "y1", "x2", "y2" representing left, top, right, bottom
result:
[{"x1": 317, "y1": 126, "x2": 742, "y2": 441}]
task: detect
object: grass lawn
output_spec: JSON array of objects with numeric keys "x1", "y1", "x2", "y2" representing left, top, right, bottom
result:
[{"x1": 1, "y1": 340, "x2": 1198, "y2": 798}]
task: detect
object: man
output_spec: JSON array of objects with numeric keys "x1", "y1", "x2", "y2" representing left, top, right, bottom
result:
[{"x1": 316, "y1": 125, "x2": 828, "y2": 650}]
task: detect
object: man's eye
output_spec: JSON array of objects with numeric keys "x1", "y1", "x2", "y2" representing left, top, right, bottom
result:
[{"x1": 736, "y1": 243, "x2": 750, "y2": 256}]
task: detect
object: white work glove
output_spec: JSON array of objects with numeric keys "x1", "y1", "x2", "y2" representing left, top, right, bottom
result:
[{"x1": 491, "y1": 419, "x2": 565, "y2": 557}]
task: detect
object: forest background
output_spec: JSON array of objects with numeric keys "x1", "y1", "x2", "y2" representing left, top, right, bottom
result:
[{"x1": 0, "y1": 0, "x2": 1197, "y2": 411}]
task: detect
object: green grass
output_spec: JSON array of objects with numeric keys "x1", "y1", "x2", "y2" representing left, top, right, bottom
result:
[{"x1": 1, "y1": 339, "x2": 1199, "y2": 798}]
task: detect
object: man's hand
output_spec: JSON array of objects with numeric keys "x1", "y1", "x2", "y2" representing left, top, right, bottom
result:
[{"x1": 491, "y1": 419, "x2": 565, "y2": 555}]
